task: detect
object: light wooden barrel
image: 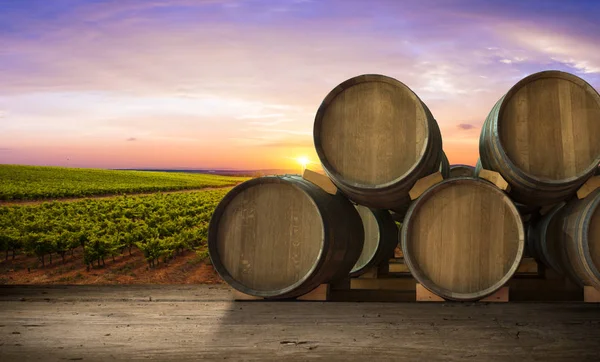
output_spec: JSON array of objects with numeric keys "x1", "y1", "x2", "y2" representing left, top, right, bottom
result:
[
  {"x1": 350, "y1": 206, "x2": 399, "y2": 277},
  {"x1": 208, "y1": 175, "x2": 364, "y2": 299},
  {"x1": 479, "y1": 70, "x2": 600, "y2": 207},
  {"x1": 401, "y1": 178, "x2": 524, "y2": 301},
  {"x1": 529, "y1": 190, "x2": 600, "y2": 289},
  {"x1": 313, "y1": 74, "x2": 444, "y2": 212},
  {"x1": 449, "y1": 164, "x2": 475, "y2": 178}
]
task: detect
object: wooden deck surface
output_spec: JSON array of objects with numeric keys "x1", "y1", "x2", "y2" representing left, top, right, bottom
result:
[{"x1": 1, "y1": 285, "x2": 599, "y2": 361}]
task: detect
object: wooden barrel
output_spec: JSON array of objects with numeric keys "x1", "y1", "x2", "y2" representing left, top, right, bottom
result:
[
  {"x1": 479, "y1": 70, "x2": 600, "y2": 207},
  {"x1": 350, "y1": 206, "x2": 398, "y2": 277},
  {"x1": 208, "y1": 175, "x2": 364, "y2": 299},
  {"x1": 527, "y1": 203, "x2": 567, "y2": 274},
  {"x1": 530, "y1": 190, "x2": 600, "y2": 288},
  {"x1": 313, "y1": 74, "x2": 444, "y2": 211},
  {"x1": 401, "y1": 178, "x2": 524, "y2": 301},
  {"x1": 449, "y1": 164, "x2": 475, "y2": 178}
]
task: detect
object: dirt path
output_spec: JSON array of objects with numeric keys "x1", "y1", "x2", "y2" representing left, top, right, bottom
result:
[
  {"x1": 0, "y1": 248, "x2": 222, "y2": 285},
  {"x1": 1, "y1": 285, "x2": 600, "y2": 361},
  {"x1": 0, "y1": 185, "x2": 240, "y2": 206}
]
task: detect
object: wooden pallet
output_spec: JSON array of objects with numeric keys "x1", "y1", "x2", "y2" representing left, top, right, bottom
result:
[
  {"x1": 232, "y1": 284, "x2": 331, "y2": 301},
  {"x1": 416, "y1": 284, "x2": 509, "y2": 302},
  {"x1": 584, "y1": 286, "x2": 600, "y2": 303}
]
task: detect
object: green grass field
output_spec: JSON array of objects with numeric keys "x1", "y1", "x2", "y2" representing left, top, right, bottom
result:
[{"x1": 0, "y1": 165, "x2": 249, "y2": 201}]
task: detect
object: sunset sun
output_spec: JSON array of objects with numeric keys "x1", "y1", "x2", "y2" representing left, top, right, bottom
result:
[{"x1": 296, "y1": 156, "x2": 311, "y2": 171}]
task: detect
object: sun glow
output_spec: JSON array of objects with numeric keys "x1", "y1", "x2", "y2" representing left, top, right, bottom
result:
[{"x1": 296, "y1": 156, "x2": 311, "y2": 171}]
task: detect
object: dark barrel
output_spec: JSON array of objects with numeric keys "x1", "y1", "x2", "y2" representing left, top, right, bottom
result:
[
  {"x1": 529, "y1": 190, "x2": 600, "y2": 289},
  {"x1": 208, "y1": 175, "x2": 364, "y2": 299},
  {"x1": 449, "y1": 164, "x2": 475, "y2": 178}
]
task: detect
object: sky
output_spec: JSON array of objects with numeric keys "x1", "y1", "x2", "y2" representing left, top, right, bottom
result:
[{"x1": 0, "y1": 0, "x2": 599, "y2": 171}]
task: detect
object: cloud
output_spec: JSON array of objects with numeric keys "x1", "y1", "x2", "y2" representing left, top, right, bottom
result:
[
  {"x1": 1, "y1": 0, "x2": 599, "y2": 170},
  {"x1": 0, "y1": 148, "x2": 13, "y2": 151},
  {"x1": 247, "y1": 119, "x2": 293, "y2": 126},
  {"x1": 457, "y1": 123, "x2": 477, "y2": 130},
  {"x1": 126, "y1": 137, "x2": 137, "y2": 141}
]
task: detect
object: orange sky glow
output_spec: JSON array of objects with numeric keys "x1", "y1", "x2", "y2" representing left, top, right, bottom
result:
[{"x1": 1, "y1": 0, "x2": 599, "y2": 171}]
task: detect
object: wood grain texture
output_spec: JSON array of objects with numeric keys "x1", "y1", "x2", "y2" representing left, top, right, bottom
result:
[
  {"x1": 208, "y1": 176, "x2": 364, "y2": 299},
  {"x1": 350, "y1": 206, "x2": 398, "y2": 277},
  {"x1": 401, "y1": 178, "x2": 524, "y2": 301},
  {"x1": 314, "y1": 74, "x2": 443, "y2": 211},
  {"x1": 479, "y1": 70, "x2": 600, "y2": 206},
  {"x1": 561, "y1": 189, "x2": 600, "y2": 289},
  {"x1": 216, "y1": 183, "x2": 323, "y2": 292},
  {"x1": 4, "y1": 285, "x2": 600, "y2": 362},
  {"x1": 449, "y1": 164, "x2": 475, "y2": 178},
  {"x1": 527, "y1": 203, "x2": 567, "y2": 275},
  {"x1": 530, "y1": 189, "x2": 600, "y2": 290},
  {"x1": 317, "y1": 75, "x2": 426, "y2": 185},
  {"x1": 500, "y1": 74, "x2": 600, "y2": 179}
]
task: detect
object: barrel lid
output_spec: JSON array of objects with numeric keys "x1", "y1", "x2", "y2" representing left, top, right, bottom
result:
[
  {"x1": 208, "y1": 177, "x2": 326, "y2": 298},
  {"x1": 497, "y1": 70, "x2": 600, "y2": 183},
  {"x1": 401, "y1": 177, "x2": 524, "y2": 301},
  {"x1": 314, "y1": 74, "x2": 431, "y2": 189}
]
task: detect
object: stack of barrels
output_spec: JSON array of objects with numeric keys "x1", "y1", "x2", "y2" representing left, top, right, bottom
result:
[{"x1": 208, "y1": 70, "x2": 600, "y2": 301}]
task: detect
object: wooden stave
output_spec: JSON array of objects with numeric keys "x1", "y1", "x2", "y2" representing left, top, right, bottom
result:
[
  {"x1": 479, "y1": 71, "x2": 600, "y2": 207},
  {"x1": 401, "y1": 177, "x2": 525, "y2": 301},
  {"x1": 207, "y1": 175, "x2": 364, "y2": 299},
  {"x1": 350, "y1": 207, "x2": 399, "y2": 277},
  {"x1": 560, "y1": 189, "x2": 600, "y2": 289},
  {"x1": 449, "y1": 164, "x2": 475, "y2": 178},
  {"x1": 313, "y1": 74, "x2": 444, "y2": 211}
]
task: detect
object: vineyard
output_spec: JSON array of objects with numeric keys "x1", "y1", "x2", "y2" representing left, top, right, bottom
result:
[
  {"x1": 0, "y1": 188, "x2": 230, "y2": 271},
  {"x1": 0, "y1": 164, "x2": 248, "y2": 201}
]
